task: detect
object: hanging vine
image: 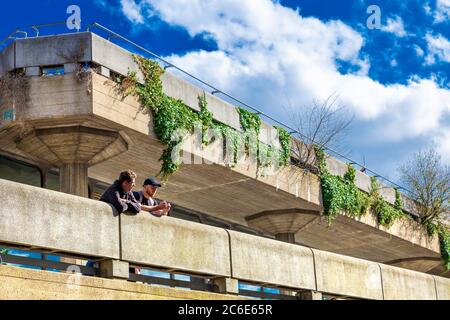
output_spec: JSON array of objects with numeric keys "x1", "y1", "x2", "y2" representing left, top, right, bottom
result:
[
  {"x1": 315, "y1": 146, "x2": 403, "y2": 227},
  {"x1": 127, "y1": 55, "x2": 291, "y2": 179}
]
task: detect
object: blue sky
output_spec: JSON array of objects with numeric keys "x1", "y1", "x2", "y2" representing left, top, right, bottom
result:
[{"x1": 1, "y1": 0, "x2": 449, "y2": 183}]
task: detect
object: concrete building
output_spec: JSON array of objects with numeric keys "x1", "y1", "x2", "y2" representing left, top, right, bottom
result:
[{"x1": 0, "y1": 31, "x2": 448, "y2": 300}]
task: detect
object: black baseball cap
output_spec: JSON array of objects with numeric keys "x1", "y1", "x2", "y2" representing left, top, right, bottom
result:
[{"x1": 143, "y1": 177, "x2": 162, "y2": 187}]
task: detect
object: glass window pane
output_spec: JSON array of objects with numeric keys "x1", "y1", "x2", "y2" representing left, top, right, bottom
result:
[{"x1": 0, "y1": 156, "x2": 41, "y2": 187}]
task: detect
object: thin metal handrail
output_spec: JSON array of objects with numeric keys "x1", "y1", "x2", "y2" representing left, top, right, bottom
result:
[
  {"x1": 0, "y1": 29, "x2": 28, "y2": 47},
  {"x1": 29, "y1": 22, "x2": 66, "y2": 37},
  {"x1": 86, "y1": 22, "x2": 409, "y2": 193}
]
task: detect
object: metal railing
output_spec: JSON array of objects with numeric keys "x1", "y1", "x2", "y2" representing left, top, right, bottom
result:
[{"x1": 0, "y1": 21, "x2": 411, "y2": 194}]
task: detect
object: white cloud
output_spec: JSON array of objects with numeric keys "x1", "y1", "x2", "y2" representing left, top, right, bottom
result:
[
  {"x1": 121, "y1": 0, "x2": 450, "y2": 161},
  {"x1": 435, "y1": 127, "x2": 450, "y2": 163},
  {"x1": 414, "y1": 45, "x2": 425, "y2": 57},
  {"x1": 435, "y1": 0, "x2": 450, "y2": 23},
  {"x1": 120, "y1": 0, "x2": 144, "y2": 24},
  {"x1": 380, "y1": 16, "x2": 408, "y2": 37},
  {"x1": 425, "y1": 33, "x2": 450, "y2": 64}
]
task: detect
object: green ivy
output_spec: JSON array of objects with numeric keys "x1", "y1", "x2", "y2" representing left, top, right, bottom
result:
[
  {"x1": 316, "y1": 147, "x2": 403, "y2": 227},
  {"x1": 275, "y1": 126, "x2": 291, "y2": 167},
  {"x1": 129, "y1": 55, "x2": 291, "y2": 179},
  {"x1": 237, "y1": 107, "x2": 261, "y2": 135},
  {"x1": 425, "y1": 221, "x2": 450, "y2": 271},
  {"x1": 394, "y1": 188, "x2": 403, "y2": 210},
  {"x1": 197, "y1": 94, "x2": 214, "y2": 145}
]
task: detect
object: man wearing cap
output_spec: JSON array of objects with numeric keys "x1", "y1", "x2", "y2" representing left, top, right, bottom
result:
[{"x1": 133, "y1": 177, "x2": 171, "y2": 217}]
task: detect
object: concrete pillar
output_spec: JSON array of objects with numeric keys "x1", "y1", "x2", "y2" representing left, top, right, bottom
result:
[
  {"x1": 298, "y1": 291, "x2": 323, "y2": 300},
  {"x1": 100, "y1": 66, "x2": 111, "y2": 78},
  {"x1": 64, "y1": 63, "x2": 78, "y2": 74},
  {"x1": 16, "y1": 126, "x2": 128, "y2": 198},
  {"x1": 60, "y1": 163, "x2": 89, "y2": 198},
  {"x1": 212, "y1": 277, "x2": 239, "y2": 295},
  {"x1": 99, "y1": 260, "x2": 129, "y2": 279},
  {"x1": 275, "y1": 233, "x2": 296, "y2": 244},
  {"x1": 246, "y1": 209, "x2": 320, "y2": 245},
  {"x1": 25, "y1": 67, "x2": 40, "y2": 77}
]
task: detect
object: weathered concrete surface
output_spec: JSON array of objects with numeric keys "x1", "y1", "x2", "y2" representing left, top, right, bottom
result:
[
  {"x1": 0, "y1": 178, "x2": 119, "y2": 259},
  {"x1": 434, "y1": 275, "x2": 450, "y2": 300},
  {"x1": 15, "y1": 33, "x2": 91, "y2": 69},
  {"x1": 0, "y1": 265, "x2": 241, "y2": 300},
  {"x1": 228, "y1": 230, "x2": 316, "y2": 290},
  {"x1": 379, "y1": 264, "x2": 437, "y2": 300},
  {"x1": 25, "y1": 74, "x2": 92, "y2": 120},
  {"x1": 91, "y1": 33, "x2": 144, "y2": 83},
  {"x1": 313, "y1": 249, "x2": 383, "y2": 300},
  {"x1": 121, "y1": 214, "x2": 231, "y2": 277},
  {"x1": 0, "y1": 42, "x2": 15, "y2": 77},
  {"x1": 161, "y1": 72, "x2": 242, "y2": 131}
]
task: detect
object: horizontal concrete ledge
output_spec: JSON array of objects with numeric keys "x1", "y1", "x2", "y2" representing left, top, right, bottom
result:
[
  {"x1": 120, "y1": 213, "x2": 231, "y2": 277},
  {"x1": 0, "y1": 265, "x2": 241, "y2": 300},
  {"x1": 0, "y1": 163, "x2": 449, "y2": 299},
  {"x1": 0, "y1": 178, "x2": 120, "y2": 259}
]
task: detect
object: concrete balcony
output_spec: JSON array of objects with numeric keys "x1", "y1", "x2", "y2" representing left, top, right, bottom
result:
[
  {"x1": 0, "y1": 178, "x2": 449, "y2": 300},
  {"x1": 0, "y1": 32, "x2": 445, "y2": 276}
]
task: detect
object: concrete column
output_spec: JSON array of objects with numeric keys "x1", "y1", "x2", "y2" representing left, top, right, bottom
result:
[
  {"x1": 275, "y1": 233, "x2": 296, "y2": 244},
  {"x1": 212, "y1": 277, "x2": 239, "y2": 295},
  {"x1": 298, "y1": 291, "x2": 323, "y2": 300},
  {"x1": 60, "y1": 163, "x2": 89, "y2": 198},
  {"x1": 25, "y1": 67, "x2": 40, "y2": 77},
  {"x1": 99, "y1": 260, "x2": 129, "y2": 279}
]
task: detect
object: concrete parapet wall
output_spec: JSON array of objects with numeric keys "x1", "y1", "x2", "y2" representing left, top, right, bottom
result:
[
  {"x1": 0, "y1": 265, "x2": 239, "y2": 300},
  {"x1": 25, "y1": 74, "x2": 92, "y2": 119},
  {"x1": 15, "y1": 33, "x2": 92, "y2": 69},
  {"x1": 379, "y1": 264, "x2": 437, "y2": 300},
  {"x1": 0, "y1": 178, "x2": 120, "y2": 259},
  {"x1": 434, "y1": 276, "x2": 450, "y2": 300},
  {"x1": 0, "y1": 179, "x2": 448, "y2": 299},
  {"x1": 313, "y1": 249, "x2": 383, "y2": 300},
  {"x1": 228, "y1": 230, "x2": 316, "y2": 290},
  {"x1": 120, "y1": 213, "x2": 231, "y2": 277}
]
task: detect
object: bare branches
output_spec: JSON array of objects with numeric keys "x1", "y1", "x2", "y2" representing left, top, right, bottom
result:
[
  {"x1": 287, "y1": 94, "x2": 354, "y2": 172},
  {"x1": 399, "y1": 147, "x2": 450, "y2": 224}
]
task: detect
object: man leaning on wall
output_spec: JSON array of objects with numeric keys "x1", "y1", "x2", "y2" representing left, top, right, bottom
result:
[{"x1": 99, "y1": 170, "x2": 141, "y2": 215}]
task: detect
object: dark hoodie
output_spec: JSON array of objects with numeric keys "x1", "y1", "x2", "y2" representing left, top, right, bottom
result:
[{"x1": 99, "y1": 180, "x2": 140, "y2": 214}]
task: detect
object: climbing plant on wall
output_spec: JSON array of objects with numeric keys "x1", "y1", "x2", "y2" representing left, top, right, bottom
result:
[
  {"x1": 315, "y1": 146, "x2": 402, "y2": 227},
  {"x1": 127, "y1": 55, "x2": 291, "y2": 180},
  {"x1": 315, "y1": 145, "x2": 450, "y2": 269}
]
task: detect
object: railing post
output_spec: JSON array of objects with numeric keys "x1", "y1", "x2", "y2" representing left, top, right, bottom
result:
[
  {"x1": 99, "y1": 260, "x2": 129, "y2": 279},
  {"x1": 297, "y1": 290, "x2": 323, "y2": 300},
  {"x1": 212, "y1": 277, "x2": 239, "y2": 295}
]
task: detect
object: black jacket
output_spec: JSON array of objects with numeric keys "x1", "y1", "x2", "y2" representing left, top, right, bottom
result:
[{"x1": 99, "y1": 180, "x2": 140, "y2": 214}]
